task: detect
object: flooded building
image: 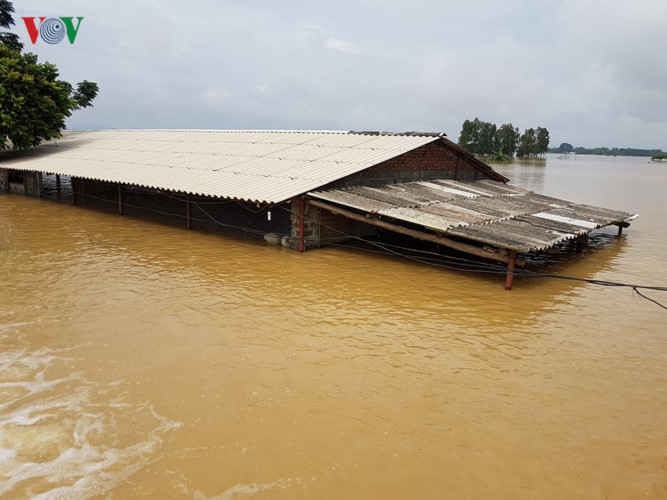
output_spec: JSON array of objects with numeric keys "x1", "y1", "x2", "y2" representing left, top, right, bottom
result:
[{"x1": 0, "y1": 129, "x2": 636, "y2": 288}]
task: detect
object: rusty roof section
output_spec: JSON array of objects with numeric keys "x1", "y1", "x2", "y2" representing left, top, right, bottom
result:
[
  {"x1": 308, "y1": 179, "x2": 636, "y2": 252},
  {"x1": 0, "y1": 129, "x2": 460, "y2": 204}
]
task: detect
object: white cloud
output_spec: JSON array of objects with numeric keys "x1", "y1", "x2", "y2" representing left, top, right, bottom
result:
[
  {"x1": 9, "y1": 0, "x2": 667, "y2": 148},
  {"x1": 325, "y1": 37, "x2": 360, "y2": 54}
]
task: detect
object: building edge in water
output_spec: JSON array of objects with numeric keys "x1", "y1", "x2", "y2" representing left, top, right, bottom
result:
[{"x1": 0, "y1": 129, "x2": 636, "y2": 289}]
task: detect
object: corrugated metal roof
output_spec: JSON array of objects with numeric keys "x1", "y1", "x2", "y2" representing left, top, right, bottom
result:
[
  {"x1": 309, "y1": 179, "x2": 636, "y2": 252},
  {"x1": 0, "y1": 130, "x2": 442, "y2": 204}
]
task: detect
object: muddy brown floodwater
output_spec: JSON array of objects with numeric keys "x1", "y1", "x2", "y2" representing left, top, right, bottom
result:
[{"x1": 0, "y1": 155, "x2": 666, "y2": 499}]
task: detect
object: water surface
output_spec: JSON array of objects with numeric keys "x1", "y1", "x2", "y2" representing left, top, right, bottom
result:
[{"x1": 0, "y1": 154, "x2": 665, "y2": 498}]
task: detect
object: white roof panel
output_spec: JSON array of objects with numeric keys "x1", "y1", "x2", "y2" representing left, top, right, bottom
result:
[{"x1": 0, "y1": 130, "x2": 439, "y2": 203}]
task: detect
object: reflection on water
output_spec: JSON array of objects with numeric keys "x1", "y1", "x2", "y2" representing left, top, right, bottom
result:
[{"x1": 0, "y1": 154, "x2": 666, "y2": 498}]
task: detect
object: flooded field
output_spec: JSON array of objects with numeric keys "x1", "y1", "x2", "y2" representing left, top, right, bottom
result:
[{"x1": 0, "y1": 154, "x2": 666, "y2": 498}]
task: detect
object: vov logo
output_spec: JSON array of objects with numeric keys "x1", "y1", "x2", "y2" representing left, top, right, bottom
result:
[{"x1": 21, "y1": 17, "x2": 84, "y2": 45}]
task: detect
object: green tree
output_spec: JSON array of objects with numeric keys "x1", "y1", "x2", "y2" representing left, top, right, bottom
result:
[
  {"x1": 478, "y1": 121, "x2": 496, "y2": 155},
  {"x1": 0, "y1": 1, "x2": 99, "y2": 150},
  {"x1": 0, "y1": 0, "x2": 20, "y2": 50},
  {"x1": 469, "y1": 118, "x2": 482, "y2": 154},
  {"x1": 536, "y1": 127, "x2": 550, "y2": 156},
  {"x1": 459, "y1": 118, "x2": 484, "y2": 154},
  {"x1": 556, "y1": 142, "x2": 573, "y2": 153},
  {"x1": 517, "y1": 128, "x2": 537, "y2": 158},
  {"x1": 459, "y1": 118, "x2": 501, "y2": 155},
  {"x1": 72, "y1": 81, "x2": 99, "y2": 108},
  {"x1": 495, "y1": 123, "x2": 519, "y2": 157},
  {"x1": 0, "y1": 0, "x2": 11, "y2": 26},
  {"x1": 458, "y1": 119, "x2": 477, "y2": 153}
]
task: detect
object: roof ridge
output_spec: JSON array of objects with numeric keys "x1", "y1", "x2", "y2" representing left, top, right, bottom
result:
[
  {"x1": 349, "y1": 130, "x2": 446, "y2": 138},
  {"x1": 67, "y1": 129, "x2": 350, "y2": 135},
  {"x1": 64, "y1": 129, "x2": 447, "y2": 138}
]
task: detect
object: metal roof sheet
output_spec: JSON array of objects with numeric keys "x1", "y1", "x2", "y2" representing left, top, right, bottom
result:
[
  {"x1": 0, "y1": 130, "x2": 441, "y2": 204},
  {"x1": 309, "y1": 179, "x2": 636, "y2": 252}
]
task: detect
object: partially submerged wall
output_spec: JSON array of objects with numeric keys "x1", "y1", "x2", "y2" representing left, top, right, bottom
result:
[
  {"x1": 68, "y1": 177, "x2": 291, "y2": 237},
  {"x1": 289, "y1": 198, "x2": 377, "y2": 250},
  {"x1": 331, "y1": 140, "x2": 494, "y2": 187},
  {"x1": 2, "y1": 171, "x2": 291, "y2": 240},
  {"x1": 1, "y1": 169, "x2": 41, "y2": 196},
  {"x1": 23, "y1": 171, "x2": 41, "y2": 197}
]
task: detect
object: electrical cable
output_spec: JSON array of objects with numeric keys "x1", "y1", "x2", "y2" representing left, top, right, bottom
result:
[
  {"x1": 64, "y1": 189, "x2": 667, "y2": 310},
  {"x1": 274, "y1": 204, "x2": 667, "y2": 309},
  {"x1": 633, "y1": 288, "x2": 667, "y2": 310},
  {"x1": 75, "y1": 190, "x2": 266, "y2": 236}
]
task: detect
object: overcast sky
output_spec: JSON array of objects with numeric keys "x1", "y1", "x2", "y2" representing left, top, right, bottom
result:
[{"x1": 11, "y1": 1, "x2": 667, "y2": 148}]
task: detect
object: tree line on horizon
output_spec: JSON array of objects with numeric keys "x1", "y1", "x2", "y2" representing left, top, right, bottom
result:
[
  {"x1": 458, "y1": 118, "x2": 549, "y2": 159},
  {"x1": 550, "y1": 143, "x2": 664, "y2": 158}
]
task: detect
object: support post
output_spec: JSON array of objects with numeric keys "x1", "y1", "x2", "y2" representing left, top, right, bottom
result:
[
  {"x1": 505, "y1": 251, "x2": 517, "y2": 290},
  {"x1": 37, "y1": 172, "x2": 42, "y2": 198},
  {"x1": 72, "y1": 177, "x2": 77, "y2": 205},
  {"x1": 0, "y1": 169, "x2": 8, "y2": 193},
  {"x1": 298, "y1": 197, "x2": 305, "y2": 253},
  {"x1": 56, "y1": 174, "x2": 61, "y2": 201},
  {"x1": 117, "y1": 184, "x2": 123, "y2": 215},
  {"x1": 186, "y1": 195, "x2": 191, "y2": 229},
  {"x1": 617, "y1": 225, "x2": 623, "y2": 237}
]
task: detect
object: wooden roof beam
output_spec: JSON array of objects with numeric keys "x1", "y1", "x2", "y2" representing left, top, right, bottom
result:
[{"x1": 307, "y1": 198, "x2": 524, "y2": 266}]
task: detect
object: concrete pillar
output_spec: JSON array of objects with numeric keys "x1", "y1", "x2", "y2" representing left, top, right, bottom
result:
[{"x1": 289, "y1": 198, "x2": 321, "y2": 250}]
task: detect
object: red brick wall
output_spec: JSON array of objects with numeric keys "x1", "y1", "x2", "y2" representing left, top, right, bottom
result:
[{"x1": 331, "y1": 140, "x2": 488, "y2": 187}]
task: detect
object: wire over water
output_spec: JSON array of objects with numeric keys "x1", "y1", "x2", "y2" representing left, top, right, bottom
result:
[
  {"x1": 69, "y1": 190, "x2": 667, "y2": 310},
  {"x1": 274, "y1": 204, "x2": 667, "y2": 310}
]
